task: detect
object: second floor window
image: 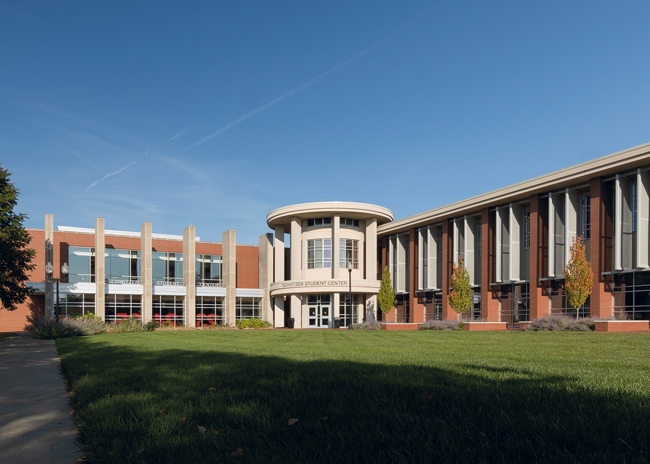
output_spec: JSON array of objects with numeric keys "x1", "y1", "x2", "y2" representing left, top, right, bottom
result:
[
  {"x1": 339, "y1": 239, "x2": 359, "y2": 269},
  {"x1": 307, "y1": 239, "x2": 332, "y2": 269},
  {"x1": 68, "y1": 247, "x2": 95, "y2": 283},
  {"x1": 196, "y1": 254, "x2": 222, "y2": 286},
  {"x1": 105, "y1": 249, "x2": 140, "y2": 284},
  {"x1": 153, "y1": 252, "x2": 183, "y2": 285}
]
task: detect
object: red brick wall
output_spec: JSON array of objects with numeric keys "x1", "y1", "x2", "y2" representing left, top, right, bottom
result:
[
  {"x1": 594, "y1": 320, "x2": 649, "y2": 332},
  {"x1": 236, "y1": 245, "x2": 259, "y2": 288},
  {"x1": 529, "y1": 194, "x2": 549, "y2": 319},
  {"x1": 410, "y1": 228, "x2": 425, "y2": 323},
  {"x1": 591, "y1": 177, "x2": 613, "y2": 318}
]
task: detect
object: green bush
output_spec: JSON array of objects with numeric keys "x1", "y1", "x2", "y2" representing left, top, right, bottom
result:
[
  {"x1": 418, "y1": 320, "x2": 462, "y2": 330},
  {"x1": 144, "y1": 320, "x2": 160, "y2": 331},
  {"x1": 65, "y1": 317, "x2": 106, "y2": 335},
  {"x1": 348, "y1": 321, "x2": 382, "y2": 330},
  {"x1": 235, "y1": 318, "x2": 272, "y2": 329},
  {"x1": 110, "y1": 318, "x2": 145, "y2": 333}
]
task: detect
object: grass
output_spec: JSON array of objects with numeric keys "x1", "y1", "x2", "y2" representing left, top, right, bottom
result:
[
  {"x1": 0, "y1": 332, "x2": 15, "y2": 342},
  {"x1": 56, "y1": 331, "x2": 650, "y2": 464}
]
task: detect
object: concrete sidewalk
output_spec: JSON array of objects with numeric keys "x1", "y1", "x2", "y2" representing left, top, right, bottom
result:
[{"x1": 0, "y1": 333, "x2": 82, "y2": 464}]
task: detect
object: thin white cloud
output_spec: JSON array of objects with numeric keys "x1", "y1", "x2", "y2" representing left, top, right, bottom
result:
[
  {"x1": 182, "y1": 2, "x2": 445, "y2": 153},
  {"x1": 85, "y1": 161, "x2": 137, "y2": 191}
]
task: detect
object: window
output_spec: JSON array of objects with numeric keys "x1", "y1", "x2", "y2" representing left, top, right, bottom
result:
[
  {"x1": 196, "y1": 296, "x2": 224, "y2": 326},
  {"x1": 339, "y1": 293, "x2": 358, "y2": 327},
  {"x1": 340, "y1": 218, "x2": 360, "y2": 228},
  {"x1": 581, "y1": 195, "x2": 591, "y2": 239},
  {"x1": 307, "y1": 218, "x2": 332, "y2": 227},
  {"x1": 153, "y1": 295, "x2": 184, "y2": 325},
  {"x1": 523, "y1": 209, "x2": 530, "y2": 250},
  {"x1": 105, "y1": 249, "x2": 140, "y2": 284},
  {"x1": 476, "y1": 220, "x2": 482, "y2": 258},
  {"x1": 57, "y1": 293, "x2": 95, "y2": 316},
  {"x1": 152, "y1": 252, "x2": 183, "y2": 285},
  {"x1": 68, "y1": 247, "x2": 95, "y2": 283},
  {"x1": 632, "y1": 183, "x2": 638, "y2": 232},
  {"x1": 339, "y1": 239, "x2": 359, "y2": 269},
  {"x1": 196, "y1": 254, "x2": 222, "y2": 286},
  {"x1": 236, "y1": 297, "x2": 262, "y2": 320},
  {"x1": 307, "y1": 239, "x2": 332, "y2": 269},
  {"x1": 105, "y1": 294, "x2": 142, "y2": 321}
]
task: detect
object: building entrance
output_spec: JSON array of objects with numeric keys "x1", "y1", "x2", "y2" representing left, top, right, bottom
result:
[{"x1": 307, "y1": 294, "x2": 331, "y2": 328}]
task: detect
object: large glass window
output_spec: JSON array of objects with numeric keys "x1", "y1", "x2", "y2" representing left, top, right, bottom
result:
[
  {"x1": 307, "y1": 239, "x2": 332, "y2": 269},
  {"x1": 105, "y1": 249, "x2": 140, "y2": 284},
  {"x1": 339, "y1": 293, "x2": 358, "y2": 327},
  {"x1": 196, "y1": 296, "x2": 224, "y2": 326},
  {"x1": 236, "y1": 297, "x2": 262, "y2": 320},
  {"x1": 68, "y1": 247, "x2": 95, "y2": 283},
  {"x1": 581, "y1": 195, "x2": 591, "y2": 239},
  {"x1": 153, "y1": 295, "x2": 184, "y2": 325},
  {"x1": 550, "y1": 280, "x2": 590, "y2": 318},
  {"x1": 196, "y1": 254, "x2": 222, "y2": 286},
  {"x1": 105, "y1": 294, "x2": 142, "y2": 321},
  {"x1": 58, "y1": 293, "x2": 95, "y2": 317},
  {"x1": 152, "y1": 252, "x2": 183, "y2": 285},
  {"x1": 499, "y1": 283, "x2": 530, "y2": 325},
  {"x1": 339, "y1": 239, "x2": 359, "y2": 269},
  {"x1": 613, "y1": 272, "x2": 650, "y2": 320}
]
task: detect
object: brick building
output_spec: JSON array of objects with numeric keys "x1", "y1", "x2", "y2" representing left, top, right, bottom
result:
[{"x1": 2, "y1": 142, "x2": 650, "y2": 331}]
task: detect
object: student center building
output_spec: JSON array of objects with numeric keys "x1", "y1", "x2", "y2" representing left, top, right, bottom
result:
[{"x1": 4, "y1": 142, "x2": 650, "y2": 332}]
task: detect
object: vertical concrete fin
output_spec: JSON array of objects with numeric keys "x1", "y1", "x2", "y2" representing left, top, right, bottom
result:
[
  {"x1": 365, "y1": 217, "x2": 377, "y2": 282},
  {"x1": 183, "y1": 225, "x2": 196, "y2": 328},
  {"x1": 140, "y1": 222, "x2": 152, "y2": 323},
  {"x1": 44, "y1": 214, "x2": 54, "y2": 317},
  {"x1": 95, "y1": 218, "x2": 105, "y2": 320},
  {"x1": 452, "y1": 219, "x2": 460, "y2": 265},
  {"x1": 548, "y1": 193, "x2": 556, "y2": 277},
  {"x1": 332, "y1": 215, "x2": 340, "y2": 279},
  {"x1": 637, "y1": 169, "x2": 650, "y2": 268},
  {"x1": 258, "y1": 233, "x2": 273, "y2": 323},
  {"x1": 464, "y1": 216, "x2": 476, "y2": 285},
  {"x1": 290, "y1": 217, "x2": 301, "y2": 281},
  {"x1": 418, "y1": 227, "x2": 425, "y2": 290},
  {"x1": 509, "y1": 204, "x2": 522, "y2": 282},
  {"x1": 495, "y1": 207, "x2": 503, "y2": 282},
  {"x1": 565, "y1": 188, "x2": 581, "y2": 267},
  {"x1": 222, "y1": 229, "x2": 237, "y2": 325}
]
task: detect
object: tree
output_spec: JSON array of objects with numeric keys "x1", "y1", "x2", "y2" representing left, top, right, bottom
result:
[
  {"x1": 564, "y1": 236, "x2": 592, "y2": 318},
  {"x1": 0, "y1": 165, "x2": 35, "y2": 311},
  {"x1": 378, "y1": 266, "x2": 395, "y2": 314},
  {"x1": 449, "y1": 256, "x2": 472, "y2": 317}
]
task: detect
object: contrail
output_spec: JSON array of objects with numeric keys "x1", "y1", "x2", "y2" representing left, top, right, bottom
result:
[
  {"x1": 86, "y1": 161, "x2": 137, "y2": 191},
  {"x1": 144, "y1": 127, "x2": 190, "y2": 155},
  {"x1": 182, "y1": 2, "x2": 445, "y2": 153}
]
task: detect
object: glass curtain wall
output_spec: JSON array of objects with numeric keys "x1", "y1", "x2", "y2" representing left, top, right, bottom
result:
[
  {"x1": 613, "y1": 273, "x2": 650, "y2": 320},
  {"x1": 195, "y1": 255, "x2": 222, "y2": 286},
  {"x1": 153, "y1": 295, "x2": 184, "y2": 325},
  {"x1": 196, "y1": 296, "x2": 224, "y2": 326},
  {"x1": 68, "y1": 247, "x2": 95, "y2": 283},
  {"x1": 105, "y1": 249, "x2": 140, "y2": 284},
  {"x1": 338, "y1": 294, "x2": 359, "y2": 327},
  {"x1": 105, "y1": 295, "x2": 142, "y2": 321},
  {"x1": 550, "y1": 280, "x2": 590, "y2": 317},
  {"x1": 236, "y1": 298, "x2": 262, "y2": 320},
  {"x1": 152, "y1": 252, "x2": 183, "y2": 285},
  {"x1": 57, "y1": 293, "x2": 95, "y2": 316}
]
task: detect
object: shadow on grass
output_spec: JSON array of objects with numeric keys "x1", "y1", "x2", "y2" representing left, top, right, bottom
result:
[{"x1": 57, "y1": 336, "x2": 649, "y2": 464}]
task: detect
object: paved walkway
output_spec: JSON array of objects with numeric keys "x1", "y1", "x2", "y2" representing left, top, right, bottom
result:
[{"x1": 0, "y1": 333, "x2": 81, "y2": 464}]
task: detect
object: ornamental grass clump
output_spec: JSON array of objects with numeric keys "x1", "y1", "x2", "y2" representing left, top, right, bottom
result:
[
  {"x1": 235, "y1": 318, "x2": 272, "y2": 329},
  {"x1": 348, "y1": 321, "x2": 382, "y2": 330},
  {"x1": 109, "y1": 318, "x2": 145, "y2": 333},
  {"x1": 29, "y1": 317, "x2": 81, "y2": 339},
  {"x1": 418, "y1": 320, "x2": 462, "y2": 330},
  {"x1": 64, "y1": 316, "x2": 106, "y2": 335},
  {"x1": 523, "y1": 315, "x2": 593, "y2": 332}
]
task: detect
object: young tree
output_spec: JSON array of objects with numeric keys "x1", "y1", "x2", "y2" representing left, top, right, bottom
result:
[
  {"x1": 378, "y1": 266, "x2": 395, "y2": 314},
  {"x1": 0, "y1": 165, "x2": 35, "y2": 311},
  {"x1": 564, "y1": 236, "x2": 592, "y2": 318},
  {"x1": 449, "y1": 256, "x2": 472, "y2": 317}
]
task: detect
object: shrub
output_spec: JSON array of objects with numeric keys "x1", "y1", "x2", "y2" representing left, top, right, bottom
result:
[
  {"x1": 66, "y1": 312, "x2": 100, "y2": 320},
  {"x1": 144, "y1": 320, "x2": 160, "y2": 331},
  {"x1": 65, "y1": 317, "x2": 106, "y2": 335},
  {"x1": 418, "y1": 320, "x2": 462, "y2": 331},
  {"x1": 348, "y1": 321, "x2": 382, "y2": 330},
  {"x1": 523, "y1": 315, "x2": 593, "y2": 332},
  {"x1": 29, "y1": 317, "x2": 81, "y2": 339},
  {"x1": 110, "y1": 318, "x2": 145, "y2": 333},
  {"x1": 236, "y1": 318, "x2": 272, "y2": 329}
]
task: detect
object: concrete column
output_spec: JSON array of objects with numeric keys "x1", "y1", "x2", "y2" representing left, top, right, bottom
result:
[
  {"x1": 290, "y1": 218, "x2": 301, "y2": 280},
  {"x1": 365, "y1": 218, "x2": 377, "y2": 280},
  {"x1": 333, "y1": 292, "x2": 340, "y2": 319},
  {"x1": 183, "y1": 225, "x2": 196, "y2": 328},
  {"x1": 637, "y1": 169, "x2": 650, "y2": 268},
  {"x1": 591, "y1": 178, "x2": 614, "y2": 318},
  {"x1": 291, "y1": 294, "x2": 302, "y2": 328},
  {"x1": 95, "y1": 218, "x2": 105, "y2": 320},
  {"x1": 141, "y1": 222, "x2": 152, "y2": 323},
  {"x1": 273, "y1": 226, "x2": 285, "y2": 328},
  {"x1": 44, "y1": 214, "x2": 54, "y2": 318},
  {"x1": 258, "y1": 233, "x2": 274, "y2": 323},
  {"x1": 495, "y1": 206, "x2": 503, "y2": 282},
  {"x1": 565, "y1": 189, "x2": 581, "y2": 266},
  {"x1": 509, "y1": 204, "x2": 523, "y2": 282},
  {"x1": 222, "y1": 229, "x2": 237, "y2": 325},
  {"x1": 464, "y1": 216, "x2": 477, "y2": 285},
  {"x1": 332, "y1": 215, "x2": 340, "y2": 279},
  {"x1": 301, "y1": 220, "x2": 307, "y2": 280},
  {"x1": 529, "y1": 195, "x2": 549, "y2": 320}
]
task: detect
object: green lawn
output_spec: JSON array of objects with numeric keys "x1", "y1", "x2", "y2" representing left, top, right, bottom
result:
[{"x1": 57, "y1": 331, "x2": 650, "y2": 464}]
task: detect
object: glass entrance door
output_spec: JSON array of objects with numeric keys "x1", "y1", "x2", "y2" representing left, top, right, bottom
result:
[{"x1": 307, "y1": 304, "x2": 331, "y2": 328}]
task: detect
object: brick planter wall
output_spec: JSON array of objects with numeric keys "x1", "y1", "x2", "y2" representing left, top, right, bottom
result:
[
  {"x1": 519, "y1": 322, "x2": 531, "y2": 331},
  {"x1": 594, "y1": 320, "x2": 650, "y2": 332},
  {"x1": 462, "y1": 322, "x2": 508, "y2": 331}
]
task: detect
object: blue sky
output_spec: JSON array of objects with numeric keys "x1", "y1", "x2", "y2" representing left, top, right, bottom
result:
[{"x1": 2, "y1": 1, "x2": 650, "y2": 245}]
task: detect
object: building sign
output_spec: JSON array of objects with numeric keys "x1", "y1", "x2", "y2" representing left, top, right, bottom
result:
[{"x1": 281, "y1": 280, "x2": 349, "y2": 288}]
